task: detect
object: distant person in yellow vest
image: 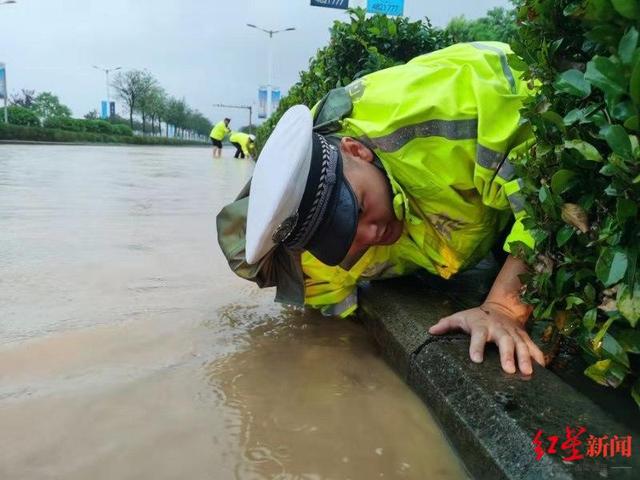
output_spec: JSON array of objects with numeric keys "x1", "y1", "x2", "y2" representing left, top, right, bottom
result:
[
  {"x1": 209, "y1": 118, "x2": 231, "y2": 158},
  {"x1": 229, "y1": 132, "x2": 256, "y2": 159}
]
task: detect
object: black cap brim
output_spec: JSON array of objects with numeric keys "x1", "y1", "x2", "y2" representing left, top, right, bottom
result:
[{"x1": 305, "y1": 154, "x2": 358, "y2": 266}]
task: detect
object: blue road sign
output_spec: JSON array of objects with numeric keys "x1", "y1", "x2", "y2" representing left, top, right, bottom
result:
[
  {"x1": 310, "y1": 0, "x2": 349, "y2": 10},
  {"x1": 367, "y1": 0, "x2": 404, "y2": 16}
]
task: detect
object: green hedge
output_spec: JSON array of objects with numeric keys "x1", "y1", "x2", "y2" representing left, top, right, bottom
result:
[
  {"x1": 5, "y1": 106, "x2": 40, "y2": 127},
  {"x1": 43, "y1": 117, "x2": 133, "y2": 136},
  {"x1": 0, "y1": 123, "x2": 206, "y2": 146},
  {"x1": 255, "y1": 7, "x2": 451, "y2": 153},
  {"x1": 512, "y1": 0, "x2": 640, "y2": 405}
]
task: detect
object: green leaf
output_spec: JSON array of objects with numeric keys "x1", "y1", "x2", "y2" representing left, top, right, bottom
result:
[
  {"x1": 585, "y1": 56, "x2": 627, "y2": 98},
  {"x1": 611, "y1": 100, "x2": 635, "y2": 121},
  {"x1": 583, "y1": 308, "x2": 598, "y2": 331},
  {"x1": 631, "y1": 59, "x2": 640, "y2": 106},
  {"x1": 542, "y1": 111, "x2": 567, "y2": 132},
  {"x1": 617, "y1": 283, "x2": 640, "y2": 326},
  {"x1": 611, "y1": 0, "x2": 640, "y2": 19},
  {"x1": 632, "y1": 379, "x2": 640, "y2": 408},
  {"x1": 551, "y1": 169, "x2": 578, "y2": 194},
  {"x1": 564, "y1": 104, "x2": 600, "y2": 125},
  {"x1": 563, "y1": 109, "x2": 582, "y2": 126},
  {"x1": 540, "y1": 299, "x2": 557, "y2": 320},
  {"x1": 585, "y1": 283, "x2": 597, "y2": 303},
  {"x1": 596, "y1": 247, "x2": 628, "y2": 286},
  {"x1": 616, "y1": 328, "x2": 640, "y2": 353},
  {"x1": 619, "y1": 27, "x2": 639, "y2": 64},
  {"x1": 584, "y1": 0, "x2": 616, "y2": 21},
  {"x1": 624, "y1": 115, "x2": 640, "y2": 131},
  {"x1": 616, "y1": 197, "x2": 637, "y2": 222},
  {"x1": 564, "y1": 139, "x2": 603, "y2": 161},
  {"x1": 593, "y1": 317, "x2": 615, "y2": 348},
  {"x1": 626, "y1": 245, "x2": 637, "y2": 286},
  {"x1": 563, "y1": 3, "x2": 582, "y2": 15},
  {"x1": 538, "y1": 184, "x2": 551, "y2": 204},
  {"x1": 554, "y1": 69, "x2": 592, "y2": 97},
  {"x1": 555, "y1": 268, "x2": 574, "y2": 295},
  {"x1": 601, "y1": 333, "x2": 630, "y2": 367},
  {"x1": 566, "y1": 295, "x2": 585, "y2": 309},
  {"x1": 388, "y1": 21, "x2": 397, "y2": 37},
  {"x1": 584, "y1": 358, "x2": 627, "y2": 387},
  {"x1": 602, "y1": 124, "x2": 633, "y2": 157},
  {"x1": 556, "y1": 224, "x2": 575, "y2": 247}
]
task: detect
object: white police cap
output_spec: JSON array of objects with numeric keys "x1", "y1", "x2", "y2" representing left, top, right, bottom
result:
[{"x1": 245, "y1": 105, "x2": 359, "y2": 266}]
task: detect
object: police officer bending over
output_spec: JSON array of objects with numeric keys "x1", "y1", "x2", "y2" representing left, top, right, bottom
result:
[
  {"x1": 218, "y1": 42, "x2": 546, "y2": 376},
  {"x1": 230, "y1": 132, "x2": 256, "y2": 159}
]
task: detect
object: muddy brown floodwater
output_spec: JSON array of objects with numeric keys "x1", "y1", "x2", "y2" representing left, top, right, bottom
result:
[{"x1": 0, "y1": 144, "x2": 467, "y2": 480}]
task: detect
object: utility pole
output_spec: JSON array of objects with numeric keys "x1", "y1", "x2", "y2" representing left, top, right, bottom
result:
[{"x1": 213, "y1": 103, "x2": 254, "y2": 132}]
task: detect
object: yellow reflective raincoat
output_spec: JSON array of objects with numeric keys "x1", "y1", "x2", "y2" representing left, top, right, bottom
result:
[
  {"x1": 210, "y1": 120, "x2": 230, "y2": 141},
  {"x1": 229, "y1": 131, "x2": 255, "y2": 157},
  {"x1": 303, "y1": 42, "x2": 535, "y2": 318},
  {"x1": 216, "y1": 42, "x2": 535, "y2": 318}
]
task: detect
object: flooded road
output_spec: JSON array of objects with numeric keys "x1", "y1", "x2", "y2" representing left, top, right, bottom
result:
[{"x1": 0, "y1": 144, "x2": 466, "y2": 480}]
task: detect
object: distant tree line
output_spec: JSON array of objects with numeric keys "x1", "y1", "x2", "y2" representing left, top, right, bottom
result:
[
  {"x1": 6, "y1": 73, "x2": 212, "y2": 141},
  {"x1": 111, "y1": 69, "x2": 211, "y2": 139},
  {"x1": 445, "y1": 6, "x2": 518, "y2": 44}
]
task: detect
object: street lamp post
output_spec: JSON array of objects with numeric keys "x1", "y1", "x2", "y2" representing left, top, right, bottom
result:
[
  {"x1": 246, "y1": 24, "x2": 295, "y2": 118},
  {"x1": 92, "y1": 65, "x2": 121, "y2": 115}
]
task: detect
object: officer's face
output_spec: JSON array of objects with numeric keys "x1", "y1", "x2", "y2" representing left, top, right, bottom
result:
[{"x1": 340, "y1": 138, "x2": 404, "y2": 257}]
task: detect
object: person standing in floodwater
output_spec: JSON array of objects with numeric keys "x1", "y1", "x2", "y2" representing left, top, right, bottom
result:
[{"x1": 210, "y1": 118, "x2": 231, "y2": 158}]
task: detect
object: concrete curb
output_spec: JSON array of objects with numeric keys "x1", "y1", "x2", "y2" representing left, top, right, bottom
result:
[{"x1": 358, "y1": 276, "x2": 638, "y2": 480}]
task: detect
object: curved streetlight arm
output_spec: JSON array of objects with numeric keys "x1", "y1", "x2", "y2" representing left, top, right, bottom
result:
[
  {"x1": 246, "y1": 23, "x2": 272, "y2": 35},
  {"x1": 247, "y1": 23, "x2": 296, "y2": 37}
]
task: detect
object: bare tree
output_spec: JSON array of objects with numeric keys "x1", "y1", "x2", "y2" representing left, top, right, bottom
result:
[
  {"x1": 111, "y1": 70, "x2": 148, "y2": 130},
  {"x1": 136, "y1": 73, "x2": 159, "y2": 135},
  {"x1": 146, "y1": 87, "x2": 167, "y2": 136},
  {"x1": 10, "y1": 89, "x2": 36, "y2": 108}
]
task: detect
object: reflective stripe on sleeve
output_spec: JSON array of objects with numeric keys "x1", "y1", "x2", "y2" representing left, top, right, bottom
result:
[
  {"x1": 360, "y1": 118, "x2": 478, "y2": 153},
  {"x1": 506, "y1": 179, "x2": 526, "y2": 213},
  {"x1": 477, "y1": 144, "x2": 504, "y2": 169},
  {"x1": 320, "y1": 291, "x2": 358, "y2": 317},
  {"x1": 470, "y1": 42, "x2": 516, "y2": 93}
]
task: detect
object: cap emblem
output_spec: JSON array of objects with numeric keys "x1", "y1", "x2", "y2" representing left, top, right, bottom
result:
[{"x1": 272, "y1": 212, "x2": 299, "y2": 244}]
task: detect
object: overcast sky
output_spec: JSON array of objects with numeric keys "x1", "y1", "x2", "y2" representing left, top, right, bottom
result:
[{"x1": 0, "y1": 0, "x2": 510, "y2": 126}]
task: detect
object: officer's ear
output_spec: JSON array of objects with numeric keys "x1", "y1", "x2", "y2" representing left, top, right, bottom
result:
[{"x1": 340, "y1": 137, "x2": 374, "y2": 163}]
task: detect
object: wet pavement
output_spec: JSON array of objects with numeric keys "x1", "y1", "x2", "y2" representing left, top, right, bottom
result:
[{"x1": 0, "y1": 144, "x2": 466, "y2": 480}]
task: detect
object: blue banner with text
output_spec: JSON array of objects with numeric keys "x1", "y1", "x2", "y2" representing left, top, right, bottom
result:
[
  {"x1": 0, "y1": 64, "x2": 6, "y2": 100},
  {"x1": 258, "y1": 87, "x2": 268, "y2": 119}
]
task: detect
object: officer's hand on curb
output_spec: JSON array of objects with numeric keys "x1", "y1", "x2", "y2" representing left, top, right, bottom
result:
[{"x1": 428, "y1": 302, "x2": 546, "y2": 376}]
